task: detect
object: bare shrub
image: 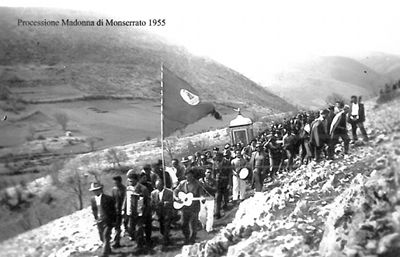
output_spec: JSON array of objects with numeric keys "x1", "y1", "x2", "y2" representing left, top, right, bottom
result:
[
  {"x1": 48, "y1": 160, "x2": 64, "y2": 185},
  {"x1": 105, "y1": 148, "x2": 128, "y2": 168},
  {"x1": 63, "y1": 167, "x2": 86, "y2": 210},
  {"x1": 26, "y1": 125, "x2": 35, "y2": 141},
  {"x1": 80, "y1": 154, "x2": 103, "y2": 182},
  {"x1": 251, "y1": 110, "x2": 262, "y2": 122},
  {"x1": 86, "y1": 137, "x2": 97, "y2": 151},
  {"x1": 0, "y1": 85, "x2": 11, "y2": 100},
  {"x1": 325, "y1": 92, "x2": 346, "y2": 105},
  {"x1": 53, "y1": 112, "x2": 69, "y2": 131},
  {"x1": 3, "y1": 97, "x2": 26, "y2": 114},
  {"x1": 155, "y1": 137, "x2": 162, "y2": 147},
  {"x1": 186, "y1": 140, "x2": 207, "y2": 156},
  {"x1": 42, "y1": 142, "x2": 49, "y2": 152},
  {"x1": 164, "y1": 137, "x2": 178, "y2": 161}
]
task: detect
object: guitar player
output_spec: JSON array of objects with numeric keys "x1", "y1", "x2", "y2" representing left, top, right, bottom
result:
[{"x1": 173, "y1": 167, "x2": 205, "y2": 244}]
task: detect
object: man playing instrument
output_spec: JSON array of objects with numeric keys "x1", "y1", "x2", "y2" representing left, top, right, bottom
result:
[
  {"x1": 173, "y1": 167, "x2": 204, "y2": 244},
  {"x1": 231, "y1": 150, "x2": 247, "y2": 204}
]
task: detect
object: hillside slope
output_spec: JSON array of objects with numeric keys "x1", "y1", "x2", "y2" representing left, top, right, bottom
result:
[
  {"x1": 179, "y1": 97, "x2": 400, "y2": 257},
  {"x1": 0, "y1": 97, "x2": 399, "y2": 257},
  {"x1": 266, "y1": 55, "x2": 399, "y2": 109},
  {"x1": 0, "y1": 7, "x2": 294, "y2": 113}
]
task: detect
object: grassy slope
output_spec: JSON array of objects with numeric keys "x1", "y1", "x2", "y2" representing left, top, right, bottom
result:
[{"x1": 0, "y1": 7, "x2": 295, "y2": 113}]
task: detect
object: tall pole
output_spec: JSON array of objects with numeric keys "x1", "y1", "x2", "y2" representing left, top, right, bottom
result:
[{"x1": 160, "y1": 63, "x2": 166, "y2": 189}]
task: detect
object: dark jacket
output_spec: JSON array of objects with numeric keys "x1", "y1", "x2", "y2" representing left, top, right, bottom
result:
[
  {"x1": 91, "y1": 194, "x2": 116, "y2": 225},
  {"x1": 151, "y1": 188, "x2": 174, "y2": 217},
  {"x1": 112, "y1": 185, "x2": 126, "y2": 215},
  {"x1": 311, "y1": 118, "x2": 329, "y2": 147},
  {"x1": 330, "y1": 111, "x2": 348, "y2": 137}
]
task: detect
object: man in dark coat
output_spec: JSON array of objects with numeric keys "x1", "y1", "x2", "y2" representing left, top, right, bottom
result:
[
  {"x1": 90, "y1": 182, "x2": 116, "y2": 257},
  {"x1": 310, "y1": 109, "x2": 330, "y2": 162},
  {"x1": 111, "y1": 176, "x2": 126, "y2": 248},
  {"x1": 151, "y1": 179, "x2": 174, "y2": 246},
  {"x1": 139, "y1": 172, "x2": 154, "y2": 247},
  {"x1": 329, "y1": 102, "x2": 350, "y2": 157},
  {"x1": 348, "y1": 95, "x2": 369, "y2": 142},
  {"x1": 213, "y1": 152, "x2": 232, "y2": 219}
]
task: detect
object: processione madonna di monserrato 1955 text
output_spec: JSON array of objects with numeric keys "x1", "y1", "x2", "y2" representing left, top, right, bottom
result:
[{"x1": 17, "y1": 19, "x2": 166, "y2": 27}]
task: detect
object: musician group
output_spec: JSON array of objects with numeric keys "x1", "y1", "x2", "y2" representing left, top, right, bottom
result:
[{"x1": 90, "y1": 95, "x2": 369, "y2": 255}]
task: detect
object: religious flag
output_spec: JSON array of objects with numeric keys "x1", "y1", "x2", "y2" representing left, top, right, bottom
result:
[{"x1": 162, "y1": 66, "x2": 221, "y2": 136}]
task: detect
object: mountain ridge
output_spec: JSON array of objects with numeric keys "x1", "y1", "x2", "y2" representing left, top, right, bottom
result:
[
  {"x1": 264, "y1": 54, "x2": 400, "y2": 109},
  {"x1": 0, "y1": 6, "x2": 295, "y2": 114}
]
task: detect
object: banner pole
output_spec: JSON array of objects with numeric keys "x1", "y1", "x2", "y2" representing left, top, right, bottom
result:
[{"x1": 161, "y1": 63, "x2": 166, "y2": 189}]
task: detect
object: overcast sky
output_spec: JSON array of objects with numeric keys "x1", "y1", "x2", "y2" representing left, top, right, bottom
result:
[{"x1": 2, "y1": 0, "x2": 400, "y2": 83}]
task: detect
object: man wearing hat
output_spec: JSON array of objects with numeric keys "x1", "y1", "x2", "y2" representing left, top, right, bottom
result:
[
  {"x1": 223, "y1": 143, "x2": 233, "y2": 160},
  {"x1": 212, "y1": 147, "x2": 220, "y2": 160},
  {"x1": 181, "y1": 156, "x2": 192, "y2": 178},
  {"x1": 198, "y1": 154, "x2": 213, "y2": 177},
  {"x1": 311, "y1": 109, "x2": 330, "y2": 162},
  {"x1": 111, "y1": 176, "x2": 126, "y2": 248},
  {"x1": 90, "y1": 182, "x2": 116, "y2": 257}
]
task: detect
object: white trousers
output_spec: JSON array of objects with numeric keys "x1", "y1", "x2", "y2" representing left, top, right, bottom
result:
[
  {"x1": 232, "y1": 176, "x2": 246, "y2": 201},
  {"x1": 198, "y1": 199, "x2": 215, "y2": 232}
]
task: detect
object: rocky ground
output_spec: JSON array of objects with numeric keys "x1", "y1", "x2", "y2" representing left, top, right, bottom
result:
[
  {"x1": 178, "y1": 98, "x2": 400, "y2": 257},
  {"x1": 0, "y1": 98, "x2": 399, "y2": 257}
]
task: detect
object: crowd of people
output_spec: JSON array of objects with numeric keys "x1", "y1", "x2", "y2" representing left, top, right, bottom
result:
[{"x1": 89, "y1": 94, "x2": 370, "y2": 257}]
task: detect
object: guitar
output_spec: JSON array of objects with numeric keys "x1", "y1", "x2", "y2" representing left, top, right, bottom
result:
[{"x1": 173, "y1": 192, "x2": 214, "y2": 210}]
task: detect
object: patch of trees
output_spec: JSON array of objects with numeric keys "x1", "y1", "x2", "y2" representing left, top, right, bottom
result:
[
  {"x1": 105, "y1": 148, "x2": 128, "y2": 169},
  {"x1": 53, "y1": 112, "x2": 69, "y2": 131},
  {"x1": 377, "y1": 81, "x2": 400, "y2": 103}
]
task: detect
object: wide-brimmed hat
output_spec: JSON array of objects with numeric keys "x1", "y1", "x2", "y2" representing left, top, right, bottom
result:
[
  {"x1": 223, "y1": 149, "x2": 231, "y2": 157},
  {"x1": 112, "y1": 176, "x2": 122, "y2": 182},
  {"x1": 181, "y1": 156, "x2": 190, "y2": 163},
  {"x1": 89, "y1": 182, "x2": 103, "y2": 191}
]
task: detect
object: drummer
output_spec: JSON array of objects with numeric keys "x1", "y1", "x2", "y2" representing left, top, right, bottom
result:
[{"x1": 231, "y1": 149, "x2": 247, "y2": 204}]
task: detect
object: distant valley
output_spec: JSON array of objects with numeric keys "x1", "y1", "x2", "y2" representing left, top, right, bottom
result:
[{"x1": 264, "y1": 53, "x2": 400, "y2": 109}]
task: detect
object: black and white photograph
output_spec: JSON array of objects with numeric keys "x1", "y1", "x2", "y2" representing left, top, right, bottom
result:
[{"x1": 0, "y1": 0, "x2": 400, "y2": 257}]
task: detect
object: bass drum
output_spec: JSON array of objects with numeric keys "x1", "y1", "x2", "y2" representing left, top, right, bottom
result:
[{"x1": 239, "y1": 168, "x2": 250, "y2": 180}]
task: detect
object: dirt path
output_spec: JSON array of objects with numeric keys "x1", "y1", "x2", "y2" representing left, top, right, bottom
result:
[{"x1": 72, "y1": 201, "x2": 240, "y2": 257}]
